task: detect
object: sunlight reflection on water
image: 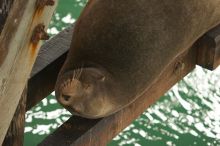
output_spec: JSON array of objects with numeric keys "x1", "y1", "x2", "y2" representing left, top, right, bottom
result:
[
  {"x1": 24, "y1": 0, "x2": 220, "y2": 145},
  {"x1": 110, "y1": 66, "x2": 220, "y2": 146}
]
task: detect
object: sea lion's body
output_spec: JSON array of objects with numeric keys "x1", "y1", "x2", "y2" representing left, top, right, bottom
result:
[{"x1": 55, "y1": 0, "x2": 220, "y2": 118}]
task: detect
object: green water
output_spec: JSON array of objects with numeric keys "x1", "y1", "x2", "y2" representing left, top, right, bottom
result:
[{"x1": 24, "y1": 1, "x2": 220, "y2": 146}]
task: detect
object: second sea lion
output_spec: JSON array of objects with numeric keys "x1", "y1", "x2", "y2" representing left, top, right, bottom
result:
[{"x1": 55, "y1": 0, "x2": 220, "y2": 119}]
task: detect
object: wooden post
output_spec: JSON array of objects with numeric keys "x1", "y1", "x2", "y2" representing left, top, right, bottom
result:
[
  {"x1": 2, "y1": 86, "x2": 27, "y2": 146},
  {"x1": 0, "y1": 0, "x2": 57, "y2": 145},
  {"x1": 196, "y1": 24, "x2": 220, "y2": 70}
]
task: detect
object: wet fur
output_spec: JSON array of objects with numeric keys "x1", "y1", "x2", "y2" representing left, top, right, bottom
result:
[{"x1": 56, "y1": 0, "x2": 220, "y2": 118}]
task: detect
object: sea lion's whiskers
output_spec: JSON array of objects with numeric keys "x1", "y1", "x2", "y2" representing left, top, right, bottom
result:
[
  {"x1": 75, "y1": 68, "x2": 80, "y2": 80},
  {"x1": 74, "y1": 64, "x2": 84, "y2": 80},
  {"x1": 77, "y1": 64, "x2": 84, "y2": 80},
  {"x1": 72, "y1": 68, "x2": 77, "y2": 80},
  {"x1": 71, "y1": 71, "x2": 75, "y2": 81}
]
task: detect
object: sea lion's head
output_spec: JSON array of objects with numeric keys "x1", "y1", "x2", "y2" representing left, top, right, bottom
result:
[{"x1": 55, "y1": 67, "x2": 120, "y2": 119}]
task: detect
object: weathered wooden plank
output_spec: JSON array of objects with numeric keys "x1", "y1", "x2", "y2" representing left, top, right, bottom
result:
[
  {"x1": 0, "y1": 0, "x2": 57, "y2": 145},
  {"x1": 39, "y1": 116, "x2": 100, "y2": 146},
  {"x1": 196, "y1": 24, "x2": 220, "y2": 70},
  {"x1": 27, "y1": 26, "x2": 73, "y2": 110},
  {"x1": 27, "y1": 53, "x2": 67, "y2": 110},
  {"x1": 2, "y1": 86, "x2": 27, "y2": 146},
  {"x1": 30, "y1": 26, "x2": 73, "y2": 77},
  {"x1": 38, "y1": 43, "x2": 197, "y2": 146}
]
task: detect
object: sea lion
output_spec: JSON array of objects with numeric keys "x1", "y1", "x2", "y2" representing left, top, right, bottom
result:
[{"x1": 55, "y1": 0, "x2": 220, "y2": 119}]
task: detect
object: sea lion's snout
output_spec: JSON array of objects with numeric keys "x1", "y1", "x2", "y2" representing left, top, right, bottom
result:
[
  {"x1": 58, "y1": 78, "x2": 85, "y2": 108},
  {"x1": 55, "y1": 67, "x2": 118, "y2": 118}
]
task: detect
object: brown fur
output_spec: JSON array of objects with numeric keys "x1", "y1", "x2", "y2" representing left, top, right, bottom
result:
[{"x1": 55, "y1": 0, "x2": 220, "y2": 118}]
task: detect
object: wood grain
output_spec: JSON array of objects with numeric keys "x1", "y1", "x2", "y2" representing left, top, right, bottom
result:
[
  {"x1": 0, "y1": 0, "x2": 57, "y2": 145},
  {"x1": 2, "y1": 86, "x2": 27, "y2": 146}
]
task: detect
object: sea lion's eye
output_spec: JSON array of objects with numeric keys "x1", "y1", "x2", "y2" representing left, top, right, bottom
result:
[{"x1": 62, "y1": 94, "x2": 71, "y2": 101}]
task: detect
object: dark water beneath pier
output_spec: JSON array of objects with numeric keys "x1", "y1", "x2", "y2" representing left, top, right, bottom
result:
[{"x1": 24, "y1": 1, "x2": 220, "y2": 146}]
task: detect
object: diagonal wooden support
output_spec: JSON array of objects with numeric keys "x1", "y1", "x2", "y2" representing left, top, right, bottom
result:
[
  {"x1": 0, "y1": 0, "x2": 57, "y2": 145},
  {"x1": 27, "y1": 26, "x2": 73, "y2": 110}
]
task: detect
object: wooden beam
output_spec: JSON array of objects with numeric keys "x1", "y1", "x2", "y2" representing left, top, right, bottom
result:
[
  {"x1": 0, "y1": 0, "x2": 57, "y2": 145},
  {"x1": 196, "y1": 24, "x2": 220, "y2": 70},
  {"x1": 27, "y1": 26, "x2": 73, "y2": 110},
  {"x1": 27, "y1": 53, "x2": 67, "y2": 110},
  {"x1": 2, "y1": 86, "x2": 27, "y2": 146}
]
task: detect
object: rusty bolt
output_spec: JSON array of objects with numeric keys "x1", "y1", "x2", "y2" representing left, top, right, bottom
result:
[
  {"x1": 31, "y1": 24, "x2": 49, "y2": 44},
  {"x1": 36, "y1": 0, "x2": 55, "y2": 9}
]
